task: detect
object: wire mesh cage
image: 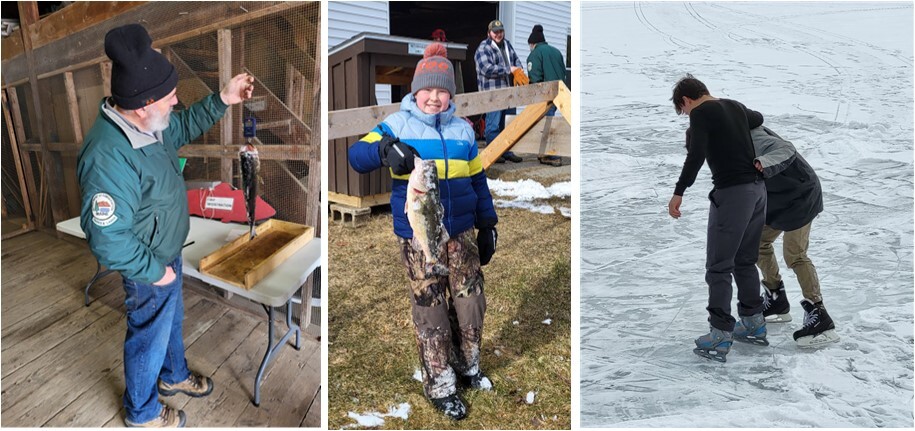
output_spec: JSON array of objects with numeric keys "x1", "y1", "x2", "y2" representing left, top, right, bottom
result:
[{"x1": 168, "y1": 2, "x2": 320, "y2": 227}]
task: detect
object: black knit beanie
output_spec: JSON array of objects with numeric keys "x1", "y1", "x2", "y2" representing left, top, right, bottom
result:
[
  {"x1": 104, "y1": 24, "x2": 178, "y2": 109},
  {"x1": 528, "y1": 24, "x2": 546, "y2": 44}
]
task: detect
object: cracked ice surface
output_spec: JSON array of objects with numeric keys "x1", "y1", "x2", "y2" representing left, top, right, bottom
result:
[{"x1": 581, "y1": 2, "x2": 913, "y2": 427}]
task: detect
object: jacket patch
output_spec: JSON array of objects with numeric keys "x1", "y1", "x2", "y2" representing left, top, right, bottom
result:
[{"x1": 91, "y1": 193, "x2": 118, "y2": 227}]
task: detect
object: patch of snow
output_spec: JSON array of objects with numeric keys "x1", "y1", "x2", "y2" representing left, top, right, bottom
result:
[
  {"x1": 346, "y1": 403, "x2": 411, "y2": 428},
  {"x1": 493, "y1": 199, "x2": 555, "y2": 214},
  {"x1": 526, "y1": 391, "x2": 537, "y2": 404},
  {"x1": 542, "y1": 318, "x2": 553, "y2": 325},
  {"x1": 412, "y1": 368, "x2": 422, "y2": 382},
  {"x1": 512, "y1": 320, "x2": 520, "y2": 325},
  {"x1": 487, "y1": 179, "x2": 571, "y2": 215},
  {"x1": 478, "y1": 377, "x2": 493, "y2": 390},
  {"x1": 559, "y1": 207, "x2": 572, "y2": 218}
]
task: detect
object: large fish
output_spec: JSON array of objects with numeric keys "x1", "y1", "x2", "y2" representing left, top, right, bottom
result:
[
  {"x1": 406, "y1": 157, "x2": 450, "y2": 277},
  {"x1": 239, "y1": 143, "x2": 260, "y2": 239}
]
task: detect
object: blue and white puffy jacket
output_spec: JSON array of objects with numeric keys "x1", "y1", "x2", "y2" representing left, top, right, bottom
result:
[{"x1": 348, "y1": 94, "x2": 498, "y2": 239}]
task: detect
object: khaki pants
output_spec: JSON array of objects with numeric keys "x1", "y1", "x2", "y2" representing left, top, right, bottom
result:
[
  {"x1": 399, "y1": 229, "x2": 486, "y2": 399},
  {"x1": 757, "y1": 222, "x2": 822, "y2": 303}
]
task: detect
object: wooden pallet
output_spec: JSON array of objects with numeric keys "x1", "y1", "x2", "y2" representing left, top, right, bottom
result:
[{"x1": 200, "y1": 219, "x2": 315, "y2": 289}]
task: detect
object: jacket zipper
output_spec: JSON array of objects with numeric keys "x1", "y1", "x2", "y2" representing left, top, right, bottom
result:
[
  {"x1": 150, "y1": 213, "x2": 159, "y2": 245},
  {"x1": 436, "y1": 115, "x2": 452, "y2": 230}
]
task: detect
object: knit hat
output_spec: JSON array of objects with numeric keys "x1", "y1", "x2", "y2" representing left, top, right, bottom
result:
[
  {"x1": 412, "y1": 43, "x2": 456, "y2": 96},
  {"x1": 104, "y1": 24, "x2": 178, "y2": 109},
  {"x1": 528, "y1": 24, "x2": 546, "y2": 44}
]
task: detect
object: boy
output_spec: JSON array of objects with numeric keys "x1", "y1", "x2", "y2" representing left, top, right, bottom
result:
[
  {"x1": 348, "y1": 43, "x2": 498, "y2": 420},
  {"x1": 669, "y1": 75, "x2": 767, "y2": 362}
]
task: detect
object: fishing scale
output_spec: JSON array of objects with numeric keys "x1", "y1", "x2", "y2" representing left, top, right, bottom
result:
[{"x1": 244, "y1": 117, "x2": 257, "y2": 142}]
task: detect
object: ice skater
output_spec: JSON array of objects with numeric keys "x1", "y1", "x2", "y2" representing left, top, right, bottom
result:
[
  {"x1": 667, "y1": 75, "x2": 768, "y2": 362},
  {"x1": 747, "y1": 125, "x2": 839, "y2": 347}
]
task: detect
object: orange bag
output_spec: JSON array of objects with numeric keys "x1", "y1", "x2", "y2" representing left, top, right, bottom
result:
[{"x1": 512, "y1": 69, "x2": 530, "y2": 86}]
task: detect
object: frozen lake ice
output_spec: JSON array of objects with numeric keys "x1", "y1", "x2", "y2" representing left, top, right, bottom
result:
[{"x1": 580, "y1": 2, "x2": 913, "y2": 427}]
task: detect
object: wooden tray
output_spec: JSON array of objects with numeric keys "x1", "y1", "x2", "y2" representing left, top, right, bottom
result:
[{"x1": 199, "y1": 219, "x2": 315, "y2": 290}]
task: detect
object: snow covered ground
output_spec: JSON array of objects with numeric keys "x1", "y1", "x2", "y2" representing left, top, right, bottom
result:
[{"x1": 580, "y1": 2, "x2": 913, "y2": 427}]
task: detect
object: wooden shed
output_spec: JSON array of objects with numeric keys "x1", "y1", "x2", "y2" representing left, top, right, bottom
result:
[{"x1": 327, "y1": 33, "x2": 467, "y2": 207}]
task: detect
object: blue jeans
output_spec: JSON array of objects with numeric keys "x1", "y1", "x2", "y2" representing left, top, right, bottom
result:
[
  {"x1": 484, "y1": 108, "x2": 518, "y2": 157},
  {"x1": 122, "y1": 256, "x2": 190, "y2": 423}
]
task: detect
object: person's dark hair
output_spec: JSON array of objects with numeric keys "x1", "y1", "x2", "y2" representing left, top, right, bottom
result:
[{"x1": 671, "y1": 74, "x2": 709, "y2": 114}]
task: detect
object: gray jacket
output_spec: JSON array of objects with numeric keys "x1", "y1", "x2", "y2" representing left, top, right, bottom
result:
[{"x1": 751, "y1": 126, "x2": 823, "y2": 231}]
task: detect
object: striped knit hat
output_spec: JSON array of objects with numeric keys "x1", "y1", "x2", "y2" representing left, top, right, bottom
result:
[{"x1": 411, "y1": 43, "x2": 456, "y2": 96}]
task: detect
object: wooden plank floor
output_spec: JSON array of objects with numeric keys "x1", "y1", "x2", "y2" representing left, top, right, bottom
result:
[{"x1": 1, "y1": 231, "x2": 321, "y2": 427}]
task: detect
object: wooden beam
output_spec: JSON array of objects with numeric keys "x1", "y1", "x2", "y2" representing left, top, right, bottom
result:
[
  {"x1": 479, "y1": 101, "x2": 551, "y2": 169},
  {"x1": 504, "y1": 114, "x2": 572, "y2": 157},
  {"x1": 18, "y1": 1, "x2": 70, "y2": 227},
  {"x1": 218, "y1": 29, "x2": 234, "y2": 185},
  {"x1": 100, "y1": 62, "x2": 112, "y2": 97},
  {"x1": 5, "y1": 88, "x2": 39, "y2": 220},
  {"x1": 327, "y1": 192, "x2": 390, "y2": 208},
  {"x1": 21, "y1": 142, "x2": 81, "y2": 152},
  {"x1": 29, "y1": 2, "x2": 147, "y2": 51},
  {"x1": 2, "y1": 90, "x2": 35, "y2": 231},
  {"x1": 553, "y1": 81, "x2": 572, "y2": 124},
  {"x1": 2, "y1": 2, "x2": 302, "y2": 86},
  {"x1": 327, "y1": 81, "x2": 560, "y2": 140},
  {"x1": 1, "y1": 29, "x2": 25, "y2": 61},
  {"x1": 63, "y1": 72, "x2": 84, "y2": 143}
]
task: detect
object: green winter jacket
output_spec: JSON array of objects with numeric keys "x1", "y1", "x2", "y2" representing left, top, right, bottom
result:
[
  {"x1": 77, "y1": 93, "x2": 228, "y2": 284},
  {"x1": 526, "y1": 42, "x2": 566, "y2": 84}
]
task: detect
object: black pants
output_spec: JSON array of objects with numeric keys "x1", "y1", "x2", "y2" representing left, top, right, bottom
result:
[{"x1": 705, "y1": 180, "x2": 767, "y2": 331}]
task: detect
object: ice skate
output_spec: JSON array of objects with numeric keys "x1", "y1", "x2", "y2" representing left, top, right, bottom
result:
[
  {"x1": 734, "y1": 313, "x2": 769, "y2": 346},
  {"x1": 693, "y1": 326, "x2": 733, "y2": 363},
  {"x1": 794, "y1": 299, "x2": 840, "y2": 348},
  {"x1": 762, "y1": 281, "x2": 791, "y2": 323}
]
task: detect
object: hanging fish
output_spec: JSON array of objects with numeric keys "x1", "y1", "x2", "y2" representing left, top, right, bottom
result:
[{"x1": 239, "y1": 117, "x2": 259, "y2": 239}]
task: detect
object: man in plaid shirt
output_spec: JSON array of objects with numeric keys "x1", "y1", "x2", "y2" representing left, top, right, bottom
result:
[{"x1": 474, "y1": 19, "x2": 524, "y2": 163}]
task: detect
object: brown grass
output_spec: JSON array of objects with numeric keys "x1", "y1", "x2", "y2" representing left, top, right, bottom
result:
[{"x1": 328, "y1": 199, "x2": 571, "y2": 429}]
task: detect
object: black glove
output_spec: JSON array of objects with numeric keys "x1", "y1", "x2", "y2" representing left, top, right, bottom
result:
[
  {"x1": 477, "y1": 226, "x2": 497, "y2": 266},
  {"x1": 377, "y1": 134, "x2": 419, "y2": 175}
]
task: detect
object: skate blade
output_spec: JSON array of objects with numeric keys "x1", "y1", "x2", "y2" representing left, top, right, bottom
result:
[
  {"x1": 735, "y1": 336, "x2": 769, "y2": 346},
  {"x1": 693, "y1": 348, "x2": 728, "y2": 363},
  {"x1": 796, "y1": 329, "x2": 840, "y2": 348},
  {"x1": 765, "y1": 313, "x2": 792, "y2": 323}
]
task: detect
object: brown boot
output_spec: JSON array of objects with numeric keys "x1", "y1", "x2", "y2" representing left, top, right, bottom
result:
[
  {"x1": 125, "y1": 405, "x2": 186, "y2": 428},
  {"x1": 158, "y1": 372, "x2": 213, "y2": 397}
]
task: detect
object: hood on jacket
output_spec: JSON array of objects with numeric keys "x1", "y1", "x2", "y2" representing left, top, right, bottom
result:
[{"x1": 400, "y1": 93, "x2": 457, "y2": 127}]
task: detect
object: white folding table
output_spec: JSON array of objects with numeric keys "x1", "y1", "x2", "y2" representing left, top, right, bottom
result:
[{"x1": 56, "y1": 216, "x2": 322, "y2": 406}]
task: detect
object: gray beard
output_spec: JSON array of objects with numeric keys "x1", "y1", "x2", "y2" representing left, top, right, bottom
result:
[{"x1": 147, "y1": 109, "x2": 171, "y2": 133}]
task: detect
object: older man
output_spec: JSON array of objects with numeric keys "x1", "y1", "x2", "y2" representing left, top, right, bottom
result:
[
  {"x1": 78, "y1": 24, "x2": 253, "y2": 427},
  {"x1": 474, "y1": 19, "x2": 525, "y2": 163}
]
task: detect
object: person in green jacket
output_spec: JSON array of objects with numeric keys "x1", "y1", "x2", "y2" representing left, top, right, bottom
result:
[
  {"x1": 77, "y1": 24, "x2": 253, "y2": 428},
  {"x1": 526, "y1": 24, "x2": 567, "y2": 166}
]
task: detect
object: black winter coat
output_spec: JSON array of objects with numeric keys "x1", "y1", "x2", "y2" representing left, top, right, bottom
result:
[{"x1": 751, "y1": 126, "x2": 823, "y2": 231}]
